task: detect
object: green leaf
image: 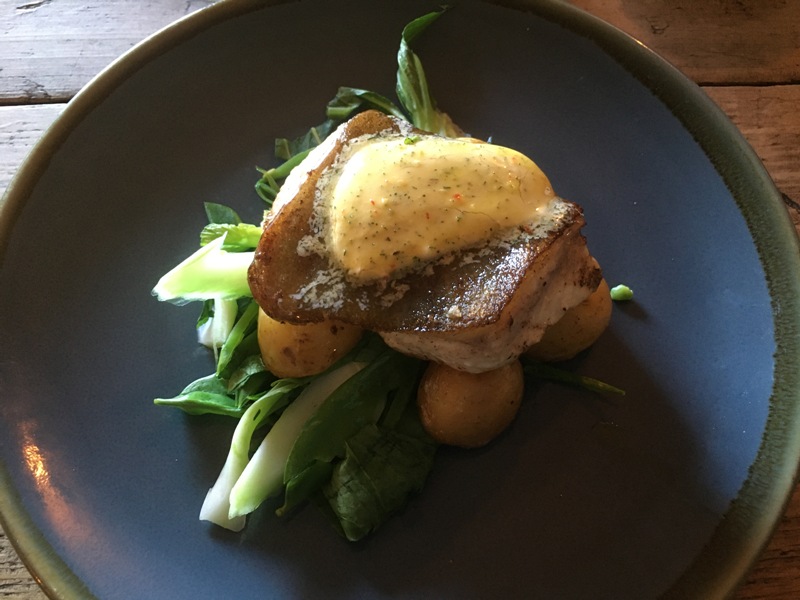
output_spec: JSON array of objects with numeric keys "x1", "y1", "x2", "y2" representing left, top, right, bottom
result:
[
  {"x1": 204, "y1": 202, "x2": 242, "y2": 225},
  {"x1": 227, "y1": 354, "x2": 269, "y2": 391},
  {"x1": 254, "y1": 147, "x2": 315, "y2": 206},
  {"x1": 271, "y1": 87, "x2": 404, "y2": 163},
  {"x1": 377, "y1": 358, "x2": 423, "y2": 430},
  {"x1": 325, "y1": 86, "x2": 406, "y2": 122},
  {"x1": 154, "y1": 373, "x2": 243, "y2": 417},
  {"x1": 227, "y1": 354, "x2": 274, "y2": 408},
  {"x1": 216, "y1": 301, "x2": 260, "y2": 379},
  {"x1": 199, "y1": 223, "x2": 262, "y2": 251},
  {"x1": 274, "y1": 121, "x2": 338, "y2": 161},
  {"x1": 229, "y1": 361, "x2": 365, "y2": 517},
  {"x1": 395, "y1": 9, "x2": 462, "y2": 137},
  {"x1": 324, "y1": 424, "x2": 436, "y2": 541},
  {"x1": 280, "y1": 348, "x2": 421, "y2": 515},
  {"x1": 196, "y1": 299, "x2": 214, "y2": 329}
]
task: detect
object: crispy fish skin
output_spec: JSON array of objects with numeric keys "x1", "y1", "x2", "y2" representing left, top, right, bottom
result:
[
  {"x1": 381, "y1": 218, "x2": 601, "y2": 372},
  {"x1": 248, "y1": 110, "x2": 408, "y2": 322},
  {"x1": 248, "y1": 110, "x2": 602, "y2": 372}
]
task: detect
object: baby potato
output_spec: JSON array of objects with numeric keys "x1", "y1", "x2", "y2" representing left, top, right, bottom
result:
[
  {"x1": 525, "y1": 278, "x2": 612, "y2": 362},
  {"x1": 417, "y1": 361, "x2": 524, "y2": 448},
  {"x1": 257, "y1": 308, "x2": 363, "y2": 378}
]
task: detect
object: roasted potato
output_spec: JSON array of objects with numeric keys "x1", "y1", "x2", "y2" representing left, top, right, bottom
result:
[
  {"x1": 257, "y1": 308, "x2": 363, "y2": 378},
  {"x1": 417, "y1": 360, "x2": 524, "y2": 448},
  {"x1": 525, "y1": 278, "x2": 612, "y2": 362}
]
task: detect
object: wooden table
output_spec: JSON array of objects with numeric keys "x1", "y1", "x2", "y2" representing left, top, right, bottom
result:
[{"x1": 1, "y1": 1, "x2": 798, "y2": 598}]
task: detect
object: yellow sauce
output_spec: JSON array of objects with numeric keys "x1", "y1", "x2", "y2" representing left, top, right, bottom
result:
[{"x1": 326, "y1": 134, "x2": 555, "y2": 281}]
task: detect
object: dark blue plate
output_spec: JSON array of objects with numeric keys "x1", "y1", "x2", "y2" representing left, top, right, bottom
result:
[{"x1": 2, "y1": 1, "x2": 799, "y2": 598}]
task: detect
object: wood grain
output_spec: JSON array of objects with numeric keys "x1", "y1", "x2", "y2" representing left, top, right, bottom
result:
[
  {"x1": 0, "y1": 0, "x2": 214, "y2": 104},
  {"x1": 569, "y1": 0, "x2": 800, "y2": 84},
  {"x1": 1, "y1": 1, "x2": 799, "y2": 599},
  {"x1": 0, "y1": 104, "x2": 64, "y2": 196},
  {"x1": 0, "y1": 530, "x2": 44, "y2": 600},
  {"x1": 1, "y1": 0, "x2": 798, "y2": 104},
  {"x1": 705, "y1": 85, "x2": 800, "y2": 203},
  {"x1": 737, "y1": 484, "x2": 800, "y2": 599}
]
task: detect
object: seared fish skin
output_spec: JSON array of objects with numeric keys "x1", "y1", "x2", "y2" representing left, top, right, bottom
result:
[
  {"x1": 248, "y1": 110, "x2": 602, "y2": 372},
  {"x1": 381, "y1": 217, "x2": 600, "y2": 372}
]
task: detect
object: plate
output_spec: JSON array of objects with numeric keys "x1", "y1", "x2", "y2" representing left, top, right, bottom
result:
[{"x1": 2, "y1": 1, "x2": 799, "y2": 598}]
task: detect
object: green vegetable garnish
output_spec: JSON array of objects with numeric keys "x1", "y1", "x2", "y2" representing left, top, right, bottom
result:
[
  {"x1": 198, "y1": 377, "x2": 309, "y2": 531},
  {"x1": 228, "y1": 360, "x2": 366, "y2": 519},
  {"x1": 280, "y1": 346, "x2": 424, "y2": 517},
  {"x1": 154, "y1": 373, "x2": 246, "y2": 418},
  {"x1": 395, "y1": 9, "x2": 462, "y2": 136},
  {"x1": 523, "y1": 360, "x2": 626, "y2": 397},
  {"x1": 610, "y1": 284, "x2": 634, "y2": 301},
  {"x1": 215, "y1": 300, "x2": 259, "y2": 379},
  {"x1": 324, "y1": 423, "x2": 436, "y2": 541},
  {"x1": 151, "y1": 236, "x2": 253, "y2": 304},
  {"x1": 199, "y1": 223, "x2": 262, "y2": 251}
]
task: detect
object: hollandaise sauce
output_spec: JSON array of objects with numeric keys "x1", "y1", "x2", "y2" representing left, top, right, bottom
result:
[{"x1": 321, "y1": 134, "x2": 555, "y2": 281}]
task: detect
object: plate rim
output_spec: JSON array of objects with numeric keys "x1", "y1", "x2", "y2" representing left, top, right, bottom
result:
[
  {"x1": 516, "y1": 0, "x2": 800, "y2": 596},
  {"x1": 1, "y1": 1, "x2": 799, "y2": 598}
]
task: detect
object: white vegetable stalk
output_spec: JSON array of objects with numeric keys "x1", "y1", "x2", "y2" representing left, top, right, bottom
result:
[
  {"x1": 198, "y1": 451, "x2": 248, "y2": 532},
  {"x1": 227, "y1": 361, "x2": 366, "y2": 519},
  {"x1": 196, "y1": 297, "x2": 238, "y2": 348},
  {"x1": 199, "y1": 381, "x2": 300, "y2": 531}
]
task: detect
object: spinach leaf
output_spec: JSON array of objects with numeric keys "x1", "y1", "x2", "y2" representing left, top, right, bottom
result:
[
  {"x1": 324, "y1": 423, "x2": 436, "y2": 541},
  {"x1": 154, "y1": 373, "x2": 243, "y2": 417},
  {"x1": 227, "y1": 354, "x2": 274, "y2": 408},
  {"x1": 279, "y1": 348, "x2": 422, "y2": 515}
]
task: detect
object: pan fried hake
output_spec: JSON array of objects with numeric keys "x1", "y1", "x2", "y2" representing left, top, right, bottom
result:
[{"x1": 248, "y1": 110, "x2": 602, "y2": 372}]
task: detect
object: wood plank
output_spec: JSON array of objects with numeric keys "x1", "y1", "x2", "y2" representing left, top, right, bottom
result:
[
  {"x1": 704, "y1": 85, "x2": 800, "y2": 204},
  {"x1": 0, "y1": 529, "x2": 45, "y2": 600},
  {"x1": 737, "y1": 483, "x2": 800, "y2": 599},
  {"x1": 569, "y1": 0, "x2": 800, "y2": 84},
  {"x1": 1, "y1": 1, "x2": 799, "y2": 104},
  {"x1": 0, "y1": 0, "x2": 215, "y2": 104},
  {"x1": 0, "y1": 103, "x2": 64, "y2": 198}
]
